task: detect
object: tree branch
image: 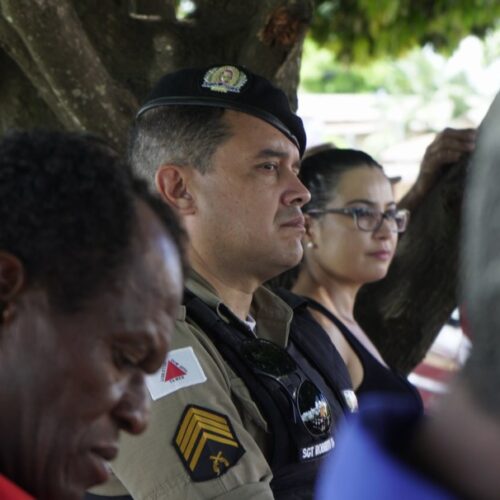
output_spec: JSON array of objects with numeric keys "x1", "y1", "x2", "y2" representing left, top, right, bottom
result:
[
  {"x1": 1, "y1": 0, "x2": 138, "y2": 150},
  {"x1": 186, "y1": 0, "x2": 313, "y2": 108},
  {"x1": 0, "y1": 15, "x2": 76, "y2": 129},
  {"x1": 128, "y1": 0, "x2": 176, "y2": 21}
]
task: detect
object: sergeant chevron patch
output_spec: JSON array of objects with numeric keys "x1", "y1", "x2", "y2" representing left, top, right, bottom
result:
[{"x1": 173, "y1": 405, "x2": 245, "y2": 481}]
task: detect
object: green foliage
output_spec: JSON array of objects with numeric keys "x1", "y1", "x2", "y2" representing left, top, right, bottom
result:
[
  {"x1": 300, "y1": 39, "x2": 380, "y2": 92},
  {"x1": 311, "y1": 0, "x2": 500, "y2": 63},
  {"x1": 300, "y1": 27, "x2": 499, "y2": 129}
]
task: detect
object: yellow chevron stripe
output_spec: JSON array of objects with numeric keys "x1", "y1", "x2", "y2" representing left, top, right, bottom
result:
[
  {"x1": 182, "y1": 421, "x2": 234, "y2": 459},
  {"x1": 177, "y1": 413, "x2": 229, "y2": 448},
  {"x1": 189, "y1": 432, "x2": 239, "y2": 471},
  {"x1": 179, "y1": 416, "x2": 231, "y2": 454},
  {"x1": 176, "y1": 407, "x2": 228, "y2": 444}
]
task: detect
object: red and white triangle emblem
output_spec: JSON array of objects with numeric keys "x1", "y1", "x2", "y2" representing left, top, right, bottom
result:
[
  {"x1": 147, "y1": 347, "x2": 207, "y2": 400},
  {"x1": 164, "y1": 359, "x2": 187, "y2": 381}
]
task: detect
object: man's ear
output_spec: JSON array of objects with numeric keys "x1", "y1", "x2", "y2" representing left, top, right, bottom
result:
[
  {"x1": 155, "y1": 164, "x2": 196, "y2": 215},
  {"x1": 0, "y1": 252, "x2": 24, "y2": 302}
]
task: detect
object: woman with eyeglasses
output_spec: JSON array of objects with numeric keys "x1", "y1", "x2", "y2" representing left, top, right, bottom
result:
[
  {"x1": 280, "y1": 147, "x2": 421, "y2": 406},
  {"x1": 272, "y1": 128, "x2": 476, "y2": 407}
]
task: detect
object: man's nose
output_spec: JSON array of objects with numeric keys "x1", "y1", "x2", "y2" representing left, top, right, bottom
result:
[
  {"x1": 112, "y1": 376, "x2": 150, "y2": 435},
  {"x1": 282, "y1": 170, "x2": 311, "y2": 207}
]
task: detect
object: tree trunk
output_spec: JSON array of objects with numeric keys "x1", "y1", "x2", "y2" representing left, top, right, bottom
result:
[
  {"x1": 0, "y1": 0, "x2": 313, "y2": 151},
  {"x1": 0, "y1": 0, "x2": 493, "y2": 371},
  {"x1": 355, "y1": 93, "x2": 500, "y2": 374}
]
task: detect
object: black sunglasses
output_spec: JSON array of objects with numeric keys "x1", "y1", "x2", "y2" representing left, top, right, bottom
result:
[{"x1": 240, "y1": 338, "x2": 332, "y2": 437}]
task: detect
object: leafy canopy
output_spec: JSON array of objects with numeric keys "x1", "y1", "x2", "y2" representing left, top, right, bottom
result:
[{"x1": 311, "y1": 0, "x2": 500, "y2": 62}]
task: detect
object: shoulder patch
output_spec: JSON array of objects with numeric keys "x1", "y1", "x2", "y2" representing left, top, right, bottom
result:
[
  {"x1": 173, "y1": 405, "x2": 245, "y2": 482},
  {"x1": 146, "y1": 347, "x2": 207, "y2": 400}
]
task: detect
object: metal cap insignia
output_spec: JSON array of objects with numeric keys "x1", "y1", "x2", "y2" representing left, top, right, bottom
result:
[{"x1": 201, "y1": 65, "x2": 248, "y2": 94}]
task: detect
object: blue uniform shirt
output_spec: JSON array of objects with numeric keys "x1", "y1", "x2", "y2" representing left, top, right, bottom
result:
[{"x1": 315, "y1": 395, "x2": 455, "y2": 500}]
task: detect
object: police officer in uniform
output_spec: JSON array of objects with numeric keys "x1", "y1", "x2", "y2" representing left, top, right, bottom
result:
[{"x1": 89, "y1": 65, "x2": 356, "y2": 500}]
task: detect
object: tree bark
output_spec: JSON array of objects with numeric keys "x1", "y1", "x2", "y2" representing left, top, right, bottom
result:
[
  {"x1": 0, "y1": 0, "x2": 313, "y2": 151},
  {"x1": 355, "y1": 152, "x2": 470, "y2": 373},
  {"x1": 1, "y1": 0, "x2": 139, "y2": 149},
  {"x1": 0, "y1": 0, "x2": 492, "y2": 370}
]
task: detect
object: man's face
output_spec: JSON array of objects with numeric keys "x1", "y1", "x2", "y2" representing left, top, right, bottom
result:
[
  {"x1": 187, "y1": 110, "x2": 310, "y2": 284},
  {"x1": 0, "y1": 202, "x2": 183, "y2": 500}
]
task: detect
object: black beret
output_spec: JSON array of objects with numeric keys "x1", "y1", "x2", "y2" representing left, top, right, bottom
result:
[{"x1": 137, "y1": 64, "x2": 306, "y2": 157}]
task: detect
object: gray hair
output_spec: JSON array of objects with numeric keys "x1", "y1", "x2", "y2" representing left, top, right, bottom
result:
[{"x1": 128, "y1": 105, "x2": 232, "y2": 187}]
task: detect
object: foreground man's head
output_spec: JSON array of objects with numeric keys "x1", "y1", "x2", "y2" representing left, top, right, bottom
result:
[{"x1": 0, "y1": 130, "x2": 185, "y2": 500}]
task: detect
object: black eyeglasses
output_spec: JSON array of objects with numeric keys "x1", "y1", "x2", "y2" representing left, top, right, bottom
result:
[
  {"x1": 240, "y1": 339, "x2": 332, "y2": 437},
  {"x1": 307, "y1": 207, "x2": 410, "y2": 233}
]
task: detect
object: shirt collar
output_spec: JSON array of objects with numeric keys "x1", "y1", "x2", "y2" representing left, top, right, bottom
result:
[{"x1": 185, "y1": 270, "x2": 292, "y2": 347}]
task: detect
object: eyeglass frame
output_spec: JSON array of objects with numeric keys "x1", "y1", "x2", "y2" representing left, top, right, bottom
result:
[{"x1": 306, "y1": 206, "x2": 410, "y2": 233}]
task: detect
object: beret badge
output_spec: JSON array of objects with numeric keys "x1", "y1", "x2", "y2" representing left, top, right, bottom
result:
[{"x1": 202, "y1": 65, "x2": 248, "y2": 94}]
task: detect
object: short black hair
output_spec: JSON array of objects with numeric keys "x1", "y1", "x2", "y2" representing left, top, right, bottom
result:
[
  {"x1": 79, "y1": 133, "x2": 188, "y2": 276},
  {"x1": 0, "y1": 130, "x2": 185, "y2": 313},
  {"x1": 132, "y1": 177, "x2": 189, "y2": 277}
]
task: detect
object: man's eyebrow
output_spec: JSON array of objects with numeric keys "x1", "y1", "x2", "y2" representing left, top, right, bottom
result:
[
  {"x1": 345, "y1": 199, "x2": 397, "y2": 207},
  {"x1": 254, "y1": 148, "x2": 290, "y2": 159}
]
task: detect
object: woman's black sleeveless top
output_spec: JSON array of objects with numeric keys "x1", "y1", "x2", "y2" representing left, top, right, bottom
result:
[{"x1": 306, "y1": 297, "x2": 423, "y2": 410}]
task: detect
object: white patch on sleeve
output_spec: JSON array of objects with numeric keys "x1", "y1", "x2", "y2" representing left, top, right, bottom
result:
[{"x1": 146, "y1": 347, "x2": 207, "y2": 400}]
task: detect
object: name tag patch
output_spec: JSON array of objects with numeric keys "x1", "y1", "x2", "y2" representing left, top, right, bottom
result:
[
  {"x1": 146, "y1": 347, "x2": 207, "y2": 400},
  {"x1": 300, "y1": 437, "x2": 335, "y2": 461}
]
